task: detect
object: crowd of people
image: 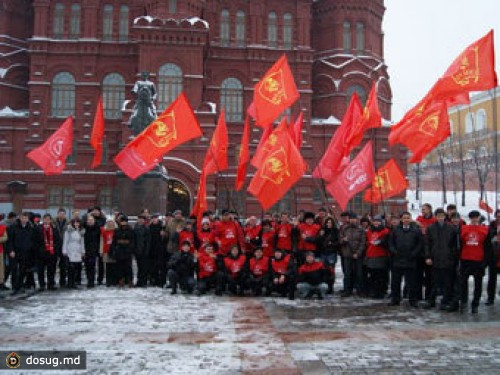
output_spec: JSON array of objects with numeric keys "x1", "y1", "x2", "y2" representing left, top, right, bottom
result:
[{"x1": 0, "y1": 204, "x2": 499, "y2": 314}]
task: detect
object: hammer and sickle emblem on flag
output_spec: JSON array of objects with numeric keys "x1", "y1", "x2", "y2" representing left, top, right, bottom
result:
[
  {"x1": 261, "y1": 147, "x2": 290, "y2": 184},
  {"x1": 452, "y1": 47, "x2": 480, "y2": 86},
  {"x1": 419, "y1": 113, "x2": 439, "y2": 137},
  {"x1": 374, "y1": 168, "x2": 392, "y2": 194},
  {"x1": 147, "y1": 111, "x2": 177, "y2": 148},
  {"x1": 258, "y1": 70, "x2": 287, "y2": 105}
]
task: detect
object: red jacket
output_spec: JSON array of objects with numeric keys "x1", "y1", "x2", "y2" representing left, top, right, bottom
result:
[
  {"x1": 100, "y1": 228, "x2": 114, "y2": 254},
  {"x1": 215, "y1": 220, "x2": 243, "y2": 256},
  {"x1": 298, "y1": 261, "x2": 325, "y2": 285},
  {"x1": 261, "y1": 229, "x2": 276, "y2": 258},
  {"x1": 460, "y1": 225, "x2": 489, "y2": 262},
  {"x1": 298, "y1": 223, "x2": 321, "y2": 251},
  {"x1": 276, "y1": 223, "x2": 293, "y2": 251},
  {"x1": 224, "y1": 254, "x2": 247, "y2": 278},
  {"x1": 197, "y1": 229, "x2": 215, "y2": 250},
  {"x1": 243, "y1": 225, "x2": 261, "y2": 254},
  {"x1": 178, "y1": 230, "x2": 196, "y2": 253},
  {"x1": 270, "y1": 255, "x2": 291, "y2": 275},
  {"x1": 197, "y1": 251, "x2": 218, "y2": 279},
  {"x1": 249, "y1": 256, "x2": 269, "y2": 277},
  {"x1": 417, "y1": 215, "x2": 437, "y2": 235},
  {"x1": 366, "y1": 228, "x2": 390, "y2": 258},
  {"x1": 0, "y1": 224, "x2": 6, "y2": 254}
]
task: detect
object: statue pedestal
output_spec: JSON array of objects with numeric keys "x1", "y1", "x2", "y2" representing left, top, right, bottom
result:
[{"x1": 116, "y1": 170, "x2": 168, "y2": 215}]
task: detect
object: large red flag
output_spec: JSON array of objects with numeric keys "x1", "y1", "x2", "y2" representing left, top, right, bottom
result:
[
  {"x1": 248, "y1": 125, "x2": 307, "y2": 210},
  {"x1": 313, "y1": 92, "x2": 363, "y2": 181},
  {"x1": 343, "y1": 83, "x2": 381, "y2": 154},
  {"x1": 253, "y1": 54, "x2": 300, "y2": 128},
  {"x1": 292, "y1": 111, "x2": 304, "y2": 150},
  {"x1": 191, "y1": 172, "x2": 208, "y2": 223},
  {"x1": 364, "y1": 159, "x2": 408, "y2": 204},
  {"x1": 326, "y1": 141, "x2": 375, "y2": 211},
  {"x1": 390, "y1": 101, "x2": 450, "y2": 164},
  {"x1": 203, "y1": 110, "x2": 228, "y2": 176},
  {"x1": 432, "y1": 30, "x2": 497, "y2": 101},
  {"x1": 236, "y1": 116, "x2": 251, "y2": 191},
  {"x1": 251, "y1": 117, "x2": 286, "y2": 168},
  {"x1": 27, "y1": 116, "x2": 73, "y2": 175},
  {"x1": 114, "y1": 147, "x2": 158, "y2": 180},
  {"x1": 90, "y1": 97, "x2": 105, "y2": 168}
]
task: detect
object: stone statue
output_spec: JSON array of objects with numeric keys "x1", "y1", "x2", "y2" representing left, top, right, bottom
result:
[{"x1": 128, "y1": 71, "x2": 157, "y2": 136}]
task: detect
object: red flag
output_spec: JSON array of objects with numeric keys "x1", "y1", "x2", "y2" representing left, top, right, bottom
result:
[
  {"x1": 191, "y1": 172, "x2": 208, "y2": 223},
  {"x1": 253, "y1": 54, "x2": 300, "y2": 128},
  {"x1": 313, "y1": 92, "x2": 363, "y2": 181},
  {"x1": 390, "y1": 101, "x2": 450, "y2": 164},
  {"x1": 90, "y1": 97, "x2": 105, "y2": 168},
  {"x1": 479, "y1": 199, "x2": 494, "y2": 214},
  {"x1": 251, "y1": 117, "x2": 286, "y2": 168},
  {"x1": 433, "y1": 30, "x2": 497, "y2": 101},
  {"x1": 203, "y1": 110, "x2": 228, "y2": 176},
  {"x1": 248, "y1": 125, "x2": 307, "y2": 210},
  {"x1": 326, "y1": 141, "x2": 375, "y2": 211},
  {"x1": 114, "y1": 147, "x2": 158, "y2": 180},
  {"x1": 236, "y1": 116, "x2": 251, "y2": 191},
  {"x1": 344, "y1": 83, "x2": 381, "y2": 154},
  {"x1": 247, "y1": 102, "x2": 257, "y2": 120},
  {"x1": 27, "y1": 116, "x2": 73, "y2": 175},
  {"x1": 292, "y1": 112, "x2": 304, "y2": 150},
  {"x1": 364, "y1": 159, "x2": 409, "y2": 204}
]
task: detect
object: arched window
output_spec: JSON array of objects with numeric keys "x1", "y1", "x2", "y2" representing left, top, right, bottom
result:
[
  {"x1": 356, "y1": 22, "x2": 365, "y2": 51},
  {"x1": 236, "y1": 11, "x2": 246, "y2": 47},
  {"x1": 346, "y1": 84, "x2": 367, "y2": 106},
  {"x1": 283, "y1": 13, "x2": 293, "y2": 49},
  {"x1": 343, "y1": 21, "x2": 351, "y2": 50},
  {"x1": 53, "y1": 3, "x2": 65, "y2": 39},
  {"x1": 221, "y1": 77, "x2": 243, "y2": 122},
  {"x1": 103, "y1": 5, "x2": 114, "y2": 41},
  {"x1": 220, "y1": 9, "x2": 230, "y2": 47},
  {"x1": 268, "y1": 12, "x2": 277, "y2": 48},
  {"x1": 465, "y1": 112, "x2": 474, "y2": 133},
  {"x1": 51, "y1": 72, "x2": 75, "y2": 117},
  {"x1": 169, "y1": 0, "x2": 177, "y2": 13},
  {"x1": 476, "y1": 109, "x2": 487, "y2": 131},
  {"x1": 69, "y1": 4, "x2": 81, "y2": 39},
  {"x1": 119, "y1": 5, "x2": 129, "y2": 41},
  {"x1": 158, "y1": 63, "x2": 183, "y2": 111},
  {"x1": 103, "y1": 73, "x2": 125, "y2": 119}
]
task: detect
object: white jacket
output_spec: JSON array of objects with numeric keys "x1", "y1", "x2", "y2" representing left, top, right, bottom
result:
[{"x1": 63, "y1": 226, "x2": 85, "y2": 262}]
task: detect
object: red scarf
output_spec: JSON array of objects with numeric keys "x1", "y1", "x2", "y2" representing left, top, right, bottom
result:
[{"x1": 43, "y1": 225, "x2": 54, "y2": 255}]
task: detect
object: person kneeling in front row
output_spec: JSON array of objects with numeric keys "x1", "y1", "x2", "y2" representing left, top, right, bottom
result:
[
  {"x1": 167, "y1": 241, "x2": 196, "y2": 295},
  {"x1": 297, "y1": 251, "x2": 328, "y2": 300}
]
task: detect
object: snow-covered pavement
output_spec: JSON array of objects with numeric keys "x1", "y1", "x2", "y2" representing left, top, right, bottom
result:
[{"x1": 1, "y1": 287, "x2": 500, "y2": 374}]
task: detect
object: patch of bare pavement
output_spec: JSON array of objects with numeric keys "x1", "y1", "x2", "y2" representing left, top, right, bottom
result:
[{"x1": 1, "y1": 288, "x2": 500, "y2": 374}]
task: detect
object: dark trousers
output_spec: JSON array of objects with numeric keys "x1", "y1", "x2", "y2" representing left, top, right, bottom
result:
[
  {"x1": 116, "y1": 258, "x2": 132, "y2": 284},
  {"x1": 97, "y1": 255, "x2": 104, "y2": 284},
  {"x1": 135, "y1": 255, "x2": 148, "y2": 286},
  {"x1": 149, "y1": 254, "x2": 168, "y2": 287},
  {"x1": 84, "y1": 256, "x2": 96, "y2": 287},
  {"x1": 75, "y1": 261, "x2": 82, "y2": 285},
  {"x1": 38, "y1": 253, "x2": 57, "y2": 288},
  {"x1": 197, "y1": 275, "x2": 217, "y2": 294},
  {"x1": 416, "y1": 258, "x2": 433, "y2": 301},
  {"x1": 105, "y1": 262, "x2": 117, "y2": 286},
  {"x1": 58, "y1": 255, "x2": 68, "y2": 286},
  {"x1": 10, "y1": 256, "x2": 28, "y2": 291},
  {"x1": 167, "y1": 269, "x2": 195, "y2": 292},
  {"x1": 430, "y1": 267, "x2": 454, "y2": 306},
  {"x1": 247, "y1": 274, "x2": 268, "y2": 296},
  {"x1": 67, "y1": 261, "x2": 82, "y2": 288},
  {"x1": 460, "y1": 260, "x2": 484, "y2": 307},
  {"x1": 391, "y1": 267, "x2": 417, "y2": 303},
  {"x1": 343, "y1": 257, "x2": 364, "y2": 293},
  {"x1": 486, "y1": 256, "x2": 498, "y2": 302},
  {"x1": 217, "y1": 272, "x2": 246, "y2": 295},
  {"x1": 267, "y1": 276, "x2": 295, "y2": 298},
  {"x1": 367, "y1": 268, "x2": 388, "y2": 298}
]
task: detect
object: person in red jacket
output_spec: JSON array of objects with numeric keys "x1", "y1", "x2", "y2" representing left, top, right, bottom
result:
[
  {"x1": 260, "y1": 220, "x2": 276, "y2": 258},
  {"x1": 296, "y1": 212, "x2": 321, "y2": 265},
  {"x1": 460, "y1": 210, "x2": 492, "y2": 313},
  {"x1": 195, "y1": 218, "x2": 215, "y2": 251},
  {"x1": 174, "y1": 220, "x2": 196, "y2": 254},
  {"x1": 276, "y1": 212, "x2": 293, "y2": 253},
  {"x1": 267, "y1": 249, "x2": 295, "y2": 299},
  {"x1": 214, "y1": 210, "x2": 243, "y2": 256},
  {"x1": 247, "y1": 247, "x2": 269, "y2": 296},
  {"x1": 416, "y1": 203, "x2": 437, "y2": 302},
  {"x1": 100, "y1": 219, "x2": 117, "y2": 287},
  {"x1": 297, "y1": 252, "x2": 328, "y2": 299},
  {"x1": 218, "y1": 245, "x2": 247, "y2": 296},
  {"x1": 196, "y1": 243, "x2": 220, "y2": 295},
  {"x1": 243, "y1": 216, "x2": 261, "y2": 258},
  {"x1": 365, "y1": 215, "x2": 391, "y2": 299}
]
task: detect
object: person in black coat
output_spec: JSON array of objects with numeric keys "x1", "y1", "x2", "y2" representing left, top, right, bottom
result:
[
  {"x1": 54, "y1": 208, "x2": 68, "y2": 287},
  {"x1": 110, "y1": 216, "x2": 135, "y2": 288},
  {"x1": 6, "y1": 212, "x2": 41, "y2": 295},
  {"x1": 423, "y1": 208, "x2": 459, "y2": 309},
  {"x1": 134, "y1": 215, "x2": 151, "y2": 287},
  {"x1": 318, "y1": 217, "x2": 339, "y2": 294},
  {"x1": 296, "y1": 252, "x2": 328, "y2": 299},
  {"x1": 148, "y1": 214, "x2": 169, "y2": 287},
  {"x1": 388, "y1": 212, "x2": 423, "y2": 307},
  {"x1": 83, "y1": 215, "x2": 101, "y2": 288},
  {"x1": 38, "y1": 214, "x2": 62, "y2": 291},
  {"x1": 167, "y1": 241, "x2": 196, "y2": 295}
]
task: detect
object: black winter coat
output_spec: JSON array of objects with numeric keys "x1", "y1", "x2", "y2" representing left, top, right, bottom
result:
[
  {"x1": 111, "y1": 225, "x2": 135, "y2": 261},
  {"x1": 84, "y1": 224, "x2": 101, "y2": 257},
  {"x1": 134, "y1": 224, "x2": 151, "y2": 257},
  {"x1": 425, "y1": 222, "x2": 458, "y2": 269},
  {"x1": 319, "y1": 227, "x2": 339, "y2": 255},
  {"x1": 149, "y1": 222, "x2": 167, "y2": 260},
  {"x1": 389, "y1": 225, "x2": 423, "y2": 268},
  {"x1": 168, "y1": 251, "x2": 195, "y2": 278},
  {"x1": 7, "y1": 220, "x2": 41, "y2": 260}
]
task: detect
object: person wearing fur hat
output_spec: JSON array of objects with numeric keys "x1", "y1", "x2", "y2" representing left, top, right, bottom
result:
[
  {"x1": 267, "y1": 248, "x2": 296, "y2": 299},
  {"x1": 366, "y1": 215, "x2": 391, "y2": 299},
  {"x1": 297, "y1": 252, "x2": 328, "y2": 299},
  {"x1": 295, "y1": 211, "x2": 321, "y2": 265}
]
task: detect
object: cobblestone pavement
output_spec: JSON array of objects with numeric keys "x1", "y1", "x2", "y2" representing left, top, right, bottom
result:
[{"x1": 1, "y1": 286, "x2": 500, "y2": 374}]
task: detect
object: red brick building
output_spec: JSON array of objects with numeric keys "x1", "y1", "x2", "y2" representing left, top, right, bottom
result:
[{"x1": 0, "y1": 0, "x2": 405, "y2": 217}]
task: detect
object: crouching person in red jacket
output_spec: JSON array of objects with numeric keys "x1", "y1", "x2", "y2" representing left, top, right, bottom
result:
[
  {"x1": 217, "y1": 245, "x2": 247, "y2": 296},
  {"x1": 267, "y1": 249, "x2": 295, "y2": 299},
  {"x1": 196, "y1": 243, "x2": 220, "y2": 296},
  {"x1": 247, "y1": 247, "x2": 269, "y2": 296},
  {"x1": 296, "y1": 252, "x2": 328, "y2": 299}
]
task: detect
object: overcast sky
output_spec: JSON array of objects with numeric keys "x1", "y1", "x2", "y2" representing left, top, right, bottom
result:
[{"x1": 383, "y1": 0, "x2": 500, "y2": 122}]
